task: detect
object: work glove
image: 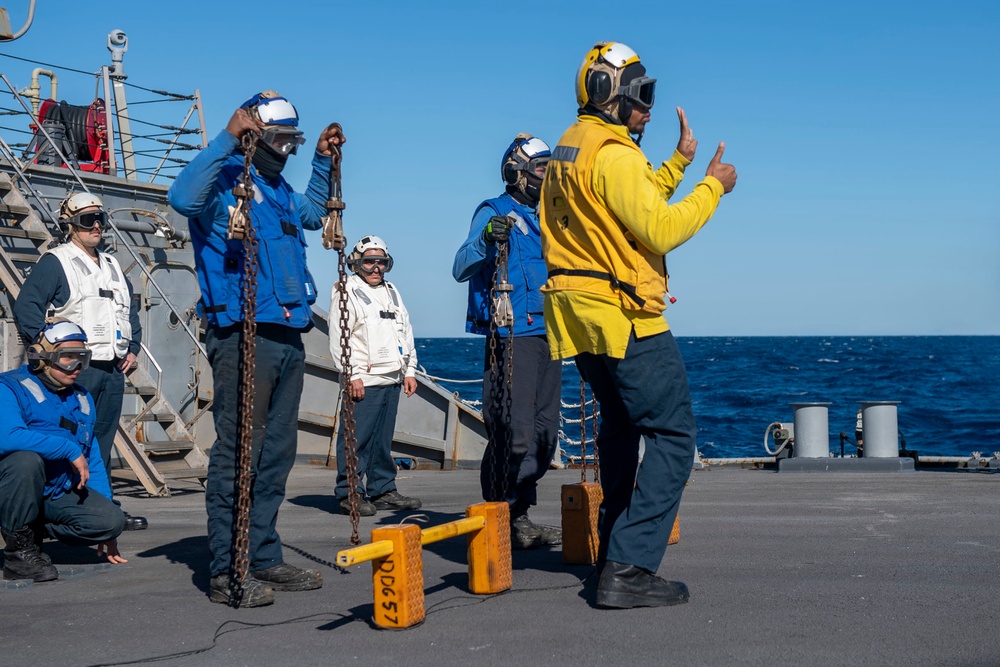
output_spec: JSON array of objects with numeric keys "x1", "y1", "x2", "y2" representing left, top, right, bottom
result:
[{"x1": 482, "y1": 216, "x2": 512, "y2": 245}]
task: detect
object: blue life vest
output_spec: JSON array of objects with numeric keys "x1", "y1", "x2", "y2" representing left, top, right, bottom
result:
[
  {"x1": 191, "y1": 156, "x2": 318, "y2": 329},
  {"x1": 465, "y1": 193, "x2": 547, "y2": 337},
  {"x1": 0, "y1": 366, "x2": 97, "y2": 500}
]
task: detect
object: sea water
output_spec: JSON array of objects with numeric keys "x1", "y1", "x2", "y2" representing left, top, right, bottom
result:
[{"x1": 415, "y1": 336, "x2": 1000, "y2": 459}]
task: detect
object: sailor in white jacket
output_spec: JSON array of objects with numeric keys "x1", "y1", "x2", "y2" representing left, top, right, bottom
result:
[{"x1": 329, "y1": 235, "x2": 421, "y2": 516}]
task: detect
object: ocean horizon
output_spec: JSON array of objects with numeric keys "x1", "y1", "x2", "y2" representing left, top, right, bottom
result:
[{"x1": 414, "y1": 335, "x2": 1000, "y2": 460}]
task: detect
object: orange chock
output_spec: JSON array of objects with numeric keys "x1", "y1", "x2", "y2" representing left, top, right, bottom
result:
[
  {"x1": 561, "y1": 482, "x2": 602, "y2": 565},
  {"x1": 371, "y1": 523, "x2": 424, "y2": 629},
  {"x1": 668, "y1": 514, "x2": 680, "y2": 545},
  {"x1": 466, "y1": 501, "x2": 511, "y2": 594}
]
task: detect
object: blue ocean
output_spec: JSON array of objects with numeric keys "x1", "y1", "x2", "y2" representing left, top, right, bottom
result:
[{"x1": 415, "y1": 336, "x2": 1000, "y2": 460}]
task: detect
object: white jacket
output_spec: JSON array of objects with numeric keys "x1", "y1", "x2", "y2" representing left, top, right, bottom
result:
[
  {"x1": 46, "y1": 242, "x2": 132, "y2": 361},
  {"x1": 329, "y1": 274, "x2": 417, "y2": 387}
]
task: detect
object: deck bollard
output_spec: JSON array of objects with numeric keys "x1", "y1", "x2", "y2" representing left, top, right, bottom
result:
[
  {"x1": 860, "y1": 401, "x2": 901, "y2": 458},
  {"x1": 336, "y1": 501, "x2": 511, "y2": 629},
  {"x1": 790, "y1": 402, "x2": 832, "y2": 458}
]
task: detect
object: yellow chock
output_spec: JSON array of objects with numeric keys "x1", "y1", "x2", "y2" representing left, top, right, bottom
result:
[
  {"x1": 561, "y1": 482, "x2": 602, "y2": 565},
  {"x1": 466, "y1": 502, "x2": 511, "y2": 594},
  {"x1": 371, "y1": 523, "x2": 424, "y2": 629},
  {"x1": 668, "y1": 514, "x2": 680, "y2": 545}
]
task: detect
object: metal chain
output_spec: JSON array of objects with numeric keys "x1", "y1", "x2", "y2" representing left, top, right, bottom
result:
[
  {"x1": 322, "y1": 141, "x2": 362, "y2": 545},
  {"x1": 486, "y1": 233, "x2": 514, "y2": 502},
  {"x1": 592, "y1": 394, "x2": 600, "y2": 483},
  {"x1": 579, "y1": 378, "x2": 587, "y2": 483},
  {"x1": 495, "y1": 239, "x2": 514, "y2": 501},
  {"x1": 229, "y1": 132, "x2": 258, "y2": 607}
]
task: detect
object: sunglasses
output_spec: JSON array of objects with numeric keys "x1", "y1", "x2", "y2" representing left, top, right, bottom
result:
[{"x1": 70, "y1": 210, "x2": 107, "y2": 230}]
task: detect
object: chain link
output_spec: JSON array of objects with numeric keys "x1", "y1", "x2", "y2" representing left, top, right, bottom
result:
[
  {"x1": 485, "y1": 235, "x2": 514, "y2": 502},
  {"x1": 228, "y1": 132, "x2": 258, "y2": 608},
  {"x1": 322, "y1": 142, "x2": 362, "y2": 545},
  {"x1": 591, "y1": 393, "x2": 600, "y2": 483},
  {"x1": 579, "y1": 378, "x2": 587, "y2": 483}
]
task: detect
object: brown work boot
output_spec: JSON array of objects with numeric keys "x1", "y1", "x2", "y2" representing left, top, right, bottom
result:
[{"x1": 2, "y1": 528, "x2": 58, "y2": 582}]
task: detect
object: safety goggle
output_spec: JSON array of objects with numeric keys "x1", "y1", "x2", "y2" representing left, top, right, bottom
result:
[
  {"x1": 620, "y1": 76, "x2": 656, "y2": 109},
  {"x1": 260, "y1": 127, "x2": 306, "y2": 156},
  {"x1": 32, "y1": 347, "x2": 92, "y2": 373},
  {"x1": 41, "y1": 320, "x2": 88, "y2": 345},
  {"x1": 525, "y1": 157, "x2": 549, "y2": 178},
  {"x1": 361, "y1": 257, "x2": 390, "y2": 269},
  {"x1": 69, "y1": 210, "x2": 107, "y2": 230}
]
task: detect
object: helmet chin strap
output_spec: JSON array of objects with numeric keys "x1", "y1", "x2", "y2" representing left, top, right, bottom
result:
[{"x1": 36, "y1": 365, "x2": 70, "y2": 392}]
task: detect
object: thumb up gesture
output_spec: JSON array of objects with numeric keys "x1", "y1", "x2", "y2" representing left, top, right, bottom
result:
[{"x1": 706, "y1": 142, "x2": 737, "y2": 194}]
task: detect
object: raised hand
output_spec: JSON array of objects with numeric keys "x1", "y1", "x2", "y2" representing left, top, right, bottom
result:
[
  {"x1": 317, "y1": 123, "x2": 346, "y2": 156},
  {"x1": 224, "y1": 108, "x2": 261, "y2": 140},
  {"x1": 675, "y1": 107, "x2": 697, "y2": 161},
  {"x1": 706, "y1": 142, "x2": 737, "y2": 194}
]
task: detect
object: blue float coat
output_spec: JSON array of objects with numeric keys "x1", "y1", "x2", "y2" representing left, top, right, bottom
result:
[{"x1": 452, "y1": 193, "x2": 547, "y2": 337}]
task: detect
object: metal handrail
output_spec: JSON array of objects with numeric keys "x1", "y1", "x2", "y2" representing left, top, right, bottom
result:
[{"x1": 0, "y1": 73, "x2": 207, "y2": 361}]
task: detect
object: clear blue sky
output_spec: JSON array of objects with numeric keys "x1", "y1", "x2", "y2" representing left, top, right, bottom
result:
[{"x1": 3, "y1": 0, "x2": 998, "y2": 336}]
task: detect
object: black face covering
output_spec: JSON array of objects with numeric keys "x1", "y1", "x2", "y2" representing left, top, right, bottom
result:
[
  {"x1": 252, "y1": 141, "x2": 289, "y2": 180},
  {"x1": 522, "y1": 173, "x2": 543, "y2": 206}
]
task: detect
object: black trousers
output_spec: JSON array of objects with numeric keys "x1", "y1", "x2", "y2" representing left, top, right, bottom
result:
[{"x1": 480, "y1": 334, "x2": 562, "y2": 511}]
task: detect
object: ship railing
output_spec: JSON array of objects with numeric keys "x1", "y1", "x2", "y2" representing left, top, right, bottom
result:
[
  {"x1": 0, "y1": 73, "x2": 208, "y2": 363},
  {"x1": 0, "y1": 51, "x2": 206, "y2": 183}
]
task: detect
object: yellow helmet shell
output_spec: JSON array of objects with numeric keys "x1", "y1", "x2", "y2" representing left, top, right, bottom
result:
[{"x1": 575, "y1": 42, "x2": 642, "y2": 108}]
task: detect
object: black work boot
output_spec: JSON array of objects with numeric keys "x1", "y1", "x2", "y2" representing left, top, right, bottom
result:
[
  {"x1": 338, "y1": 497, "x2": 376, "y2": 516},
  {"x1": 251, "y1": 563, "x2": 323, "y2": 591},
  {"x1": 510, "y1": 514, "x2": 542, "y2": 550},
  {"x1": 209, "y1": 574, "x2": 274, "y2": 607},
  {"x1": 518, "y1": 514, "x2": 562, "y2": 547},
  {"x1": 2, "y1": 528, "x2": 58, "y2": 582},
  {"x1": 595, "y1": 560, "x2": 689, "y2": 609},
  {"x1": 123, "y1": 512, "x2": 148, "y2": 531},
  {"x1": 371, "y1": 489, "x2": 422, "y2": 511}
]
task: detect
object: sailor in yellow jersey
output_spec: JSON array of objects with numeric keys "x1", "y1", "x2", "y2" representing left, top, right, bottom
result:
[{"x1": 540, "y1": 41, "x2": 737, "y2": 609}]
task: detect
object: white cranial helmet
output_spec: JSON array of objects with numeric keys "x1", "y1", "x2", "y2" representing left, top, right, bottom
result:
[{"x1": 348, "y1": 234, "x2": 393, "y2": 274}]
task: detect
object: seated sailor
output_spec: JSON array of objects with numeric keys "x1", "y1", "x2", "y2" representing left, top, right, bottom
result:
[{"x1": 0, "y1": 319, "x2": 126, "y2": 582}]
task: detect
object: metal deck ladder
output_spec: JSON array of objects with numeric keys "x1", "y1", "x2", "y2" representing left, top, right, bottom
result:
[{"x1": 0, "y1": 171, "x2": 205, "y2": 497}]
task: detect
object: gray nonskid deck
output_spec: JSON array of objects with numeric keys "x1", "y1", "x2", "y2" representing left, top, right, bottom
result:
[{"x1": 1, "y1": 467, "x2": 997, "y2": 667}]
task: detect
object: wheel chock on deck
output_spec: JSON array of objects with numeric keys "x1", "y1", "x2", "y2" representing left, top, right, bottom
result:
[
  {"x1": 336, "y1": 501, "x2": 512, "y2": 629},
  {"x1": 562, "y1": 482, "x2": 602, "y2": 564},
  {"x1": 561, "y1": 483, "x2": 681, "y2": 564}
]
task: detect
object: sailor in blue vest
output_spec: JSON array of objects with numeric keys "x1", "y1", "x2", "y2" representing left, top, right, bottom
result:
[
  {"x1": 0, "y1": 319, "x2": 127, "y2": 583},
  {"x1": 168, "y1": 90, "x2": 345, "y2": 607},
  {"x1": 452, "y1": 134, "x2": 563, "y2": 549}
]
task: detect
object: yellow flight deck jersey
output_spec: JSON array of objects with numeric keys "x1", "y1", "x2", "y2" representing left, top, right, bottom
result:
[{"x1": 540, "y1": 115, "x2": 724, "y2": 359}]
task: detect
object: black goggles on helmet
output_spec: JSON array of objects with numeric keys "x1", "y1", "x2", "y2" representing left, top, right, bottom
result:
[
  {"x1": 260, "y1": 127, "x2": 306, "y2": 156},
  {"x1": 620, "y1": 76, "x2": 657, "y2": 109},
  {"x1": 32, "y1": 347, "x2": 92, "y2": 373},
  {"x1": 69, "y1": 210, "x2": 108, "y2": 230}
]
